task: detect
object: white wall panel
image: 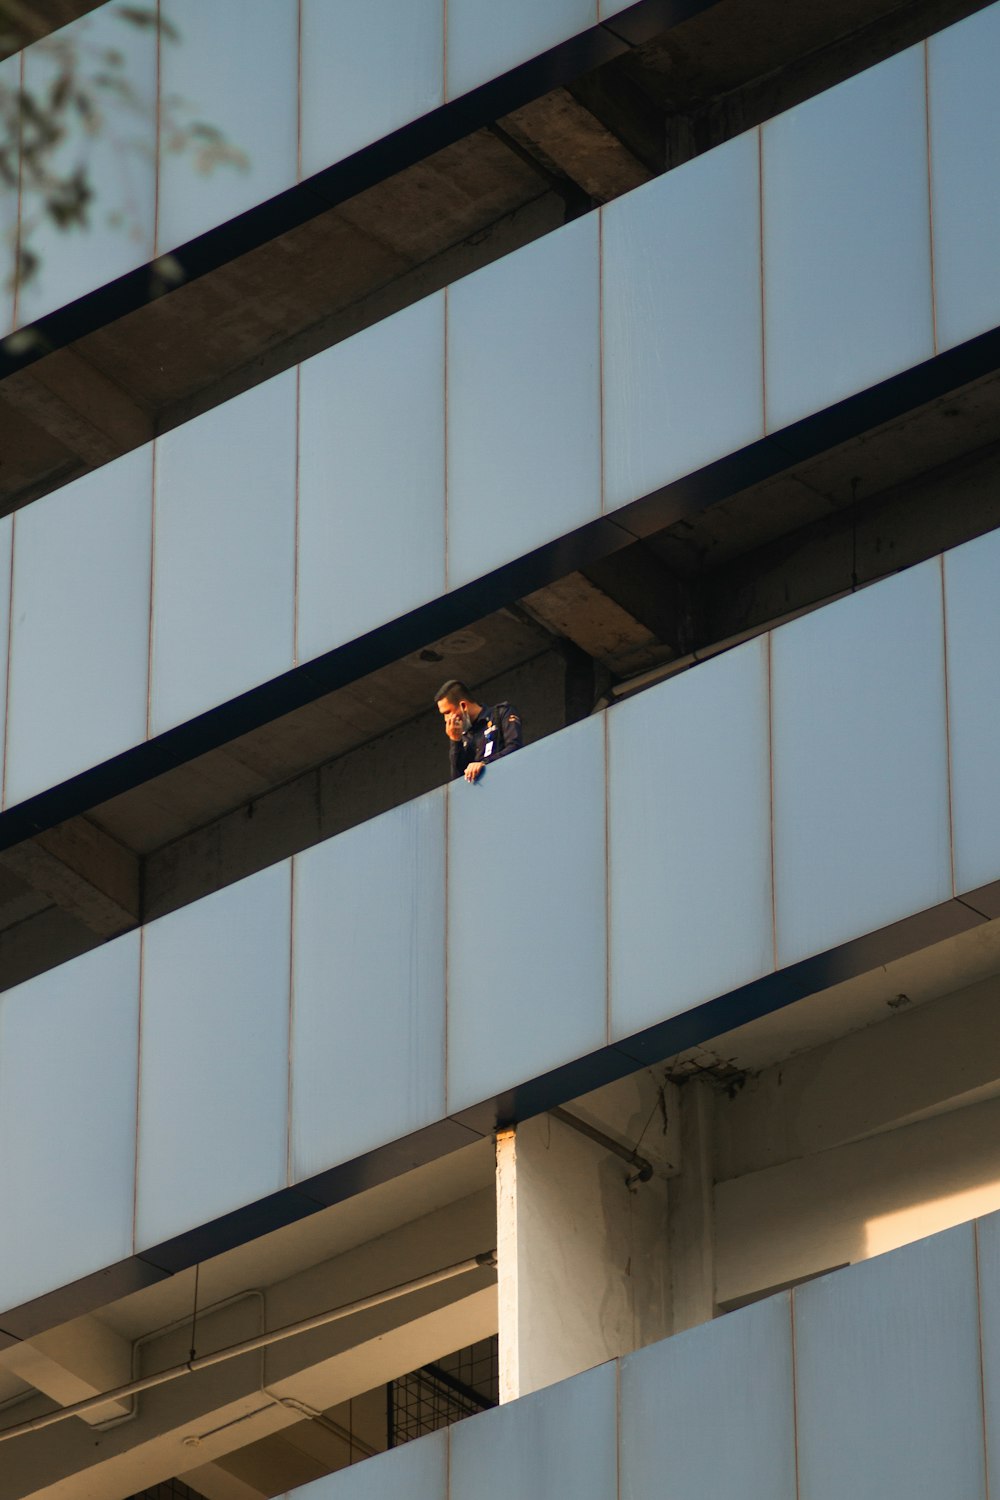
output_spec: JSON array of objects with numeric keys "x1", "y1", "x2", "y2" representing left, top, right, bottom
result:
[
  {"x1": 0, "y1": 55, "x2": 16, "y2": 336},
  {"x1": 150, "y1": 371, "x2": 296, "y2": 735},
  {"x1": 157, "y1": 0, "x2": 298, "y2": 251},
  {"x1": 602, "y1": 129, "x2": 763, "y2": 512},
  {"x1": 450, "y1": 1361, "x2": 617, "y2": 1500},
  {"x1": 447, "y1": 214, "x2": 601, "y2": 589},
  {"x1": 0, "y1": 935, "x2": 139, "y2": 1312},
  {"x1": 944, "y1": 529, "x2": 1000, "y2": 897},
  {"x1": 772, "y1": 561, "x2": 951, "y2": 966},
  {"x1": 974, "y1": 1211, "x2": 1000, "y2": 1485},
  {"x1": 297, "y1": 294, "x2": 445, "y2": 663},
  {"x1": 763, "y1": 47, "x2": 933, "y2": 430},
  {"x1": 300, "y1": 0, "x2": 443, "y2": 176},
  {"x1": 5, "y1": 447, "x2": 152, "y2": 806},
  {"x1": 620, "y1": 1295, "x2": 796, "y2": 1500},
  {"x1": 0, "y1": 515, "x2": 11, "y2": 795},
  {"x1": 609, "y1": 637, "x2": 772, "y2": 1039},
  {"x1": 447, "y1": 714, "x2": 607, "y2": 1113},
  {"x1": 929, "y1": 4, "x2": 1000, "y2": 351},
  {"x1": 291, "y1": 792, "x2": 446, "y2": 1181},
  {"x1": 446, "y1": 0, "x2": 595, "y2": 100},
  {"x1": 794, "y1": 1225, "x2": 986, "y2": 1500},
  {"x1": 18, "y1": 7, "x2": 156, "y2": 326},
  {"x1": 136, "y1": 862, "x2": 291, "y2": 1250},
  {"x1": 287, "y1": 1429, "x2": 447, "y2": 1500}
]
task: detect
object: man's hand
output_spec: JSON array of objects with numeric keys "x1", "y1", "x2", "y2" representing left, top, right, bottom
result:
[
  {"x1": 464, "y1": 761, "x2": 486, "y2": 783},
  {"x1": 444, "y1": 711, "x2": 464, "y2": 742}
]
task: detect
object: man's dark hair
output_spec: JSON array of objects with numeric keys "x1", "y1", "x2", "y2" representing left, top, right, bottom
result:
[{"x1": 434, "y1": 679, "x2": 471, "y2": 705}]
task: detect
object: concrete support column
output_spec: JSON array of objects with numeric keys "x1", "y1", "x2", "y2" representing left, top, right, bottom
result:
[
  {"x1": 667, "y1": 1080, "x2": 716, "y2": 1333},
  {"x1": 495, "y1": 1094, "x2": 672, "y2": 1400}
]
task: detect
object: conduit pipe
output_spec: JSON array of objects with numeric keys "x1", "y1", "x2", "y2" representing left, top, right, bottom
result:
[
  {"x1": 0, "y1": 1251, "x2": 496, "y2": 1445},
  {"x1": 549, "y1": 1107, "x2": 653, "y2": 1185}
]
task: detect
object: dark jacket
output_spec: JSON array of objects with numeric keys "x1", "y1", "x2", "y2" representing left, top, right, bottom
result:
[{"x1": 449, "y1": 701, "x2": 523, "y2": 780}]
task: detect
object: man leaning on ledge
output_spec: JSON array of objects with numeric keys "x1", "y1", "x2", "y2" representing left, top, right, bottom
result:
[{"x1": 435, "y1": 679, "x2": 523, "y2": 783}]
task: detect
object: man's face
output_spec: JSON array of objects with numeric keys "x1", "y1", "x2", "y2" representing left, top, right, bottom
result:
[{"x1": 437, "y1": 698, "x2": 468, "y2": 742}]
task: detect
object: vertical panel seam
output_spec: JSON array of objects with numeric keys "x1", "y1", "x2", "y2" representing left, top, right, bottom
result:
[
  {"x1": 153, "y1": 0, "x2": 162, "y2": 256},
  {"x1": 145, "y1": 441, "x2": 158, "y2": 742},
  {"x1": 10, "y1": 50, "x2": 24, "y2": 332},
  {"x1": 615, "y1": 1354, "x2": 622, "y2": 1500},
  {"x1": 293, "y1": 364, "x2": 301, "y2": 668},
  {"x1": 1, "y1": 515, "x2": 14, "y2": 811},
  {"x1": 924, "y1": 40, "x2": 939, "y2": 357},
  {"x1": 604, "y1": 709, "x2": 611, "y2": 1047},
  {"x1": 445, "y1": 1420, "x2": 452, "y2": 1500},
  {"x1": 598, "y1": 204, "x2": 607, "y2": 514},
  {"x1": 286, "y1": 857, "x2": 296, "y2": 1188},
  {"x1": 132, "y1": 927, "x2": 146, "y2": 1253},
  {"x1": 767, "y1": 630, "x2": 778, "y2": 971},
  {"x1": 757, "y1": 126, "x2": 768, "y2": 435},
  {"x1": 789, "y1": 1291, "x2": 802, "y2": 1500},
  {"x1": 443, "y1": 287, "x2": 450, "y2": 594},
  {"x1": 940, "y1": 554, "x2": 957, "y2": 900},
  {"x1": 443, "y1": 784, "x2": 451, "y2": 1116},
  {"x1": 975, "y1": 1219, "x2": 992, "y2": 1500},
  {"x1": 442, "y1": 0, "x2": 448, "y2": 104},
  {"x1": 295, "y1": 0, "x2": 303, "y2": 183}
]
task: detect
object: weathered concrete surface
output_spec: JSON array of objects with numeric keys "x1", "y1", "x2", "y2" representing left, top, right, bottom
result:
[{"x1": 496, "y1": 1079, "x2": 674, "y2": 1398}]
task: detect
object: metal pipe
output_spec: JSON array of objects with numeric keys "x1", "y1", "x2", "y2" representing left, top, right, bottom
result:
[
  {"x1": 0, "y1": 1251, "x2": 496, "y2": 1445},
  {"x1": 271, "y1": 1395, "x2": 379, "y2": 1458},
  {"x1": 549, "y1": 1107, "x2": 653, "y2": 1184}
]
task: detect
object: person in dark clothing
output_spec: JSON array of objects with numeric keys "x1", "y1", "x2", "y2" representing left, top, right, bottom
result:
[{"x1": 434, "y1": 679, "x2": 523, "y2": 783}]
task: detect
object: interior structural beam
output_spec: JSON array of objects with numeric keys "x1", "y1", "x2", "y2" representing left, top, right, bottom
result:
[{"x1": 1, "y1": 320, "x2": 999, "y2": 858}]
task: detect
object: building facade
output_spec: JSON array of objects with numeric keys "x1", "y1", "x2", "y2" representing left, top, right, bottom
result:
[{"x1": 1, "y1": 0, "x2": 1000, "y2": 1494}]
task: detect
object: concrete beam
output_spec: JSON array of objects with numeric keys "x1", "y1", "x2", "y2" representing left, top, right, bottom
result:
[
  {"x1": 180, "y1": 1462, "x2": 270, "y2": 1500},
  {"x1": 0, "y1": 1314, "x2": 132, "y2": 1425},
  {"x1": 0, "y1": 1, "x2": 107, "y2": 57},
  {"x1": 583, "y1": 545, "x2": 703, "y2": 659},
  {"x1": 715, "y1": 973, "x2": 1000, "y2": 1182},
  {"x1": 520, "y1": 573, "x2": 673, "y2": 677},
  {"x1": 0, "y1": 348, "x2": 153, "y2": 470},
  {"x1": 704, "y1": 428, "x2": 1000, "y2": 644},
  {"x1": 715, "y1": 1089, "x2": 1000, "y2": 1308},
  {"x1": 0, "y1": 817, "x2": 140, "y2": 937},
  {"x1": 498, "y1": 88, "x2": 652, "y2": 203},
  {"x1": 0, "y1": 902, "x2": 102, "y2": 993},
  {"x1": 666, "y1": 1082, "x2": 716, "y2": 1334}
]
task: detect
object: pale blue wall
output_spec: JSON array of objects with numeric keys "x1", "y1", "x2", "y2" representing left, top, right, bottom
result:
[{"x1": 3, "y1": 530, "x2": 1000, "y2": 1305}]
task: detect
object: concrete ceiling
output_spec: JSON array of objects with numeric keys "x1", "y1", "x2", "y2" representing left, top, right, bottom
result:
[
  {"x1": 670, "y1": 914, "x2": 1000, "y2": 1078},
  {"x1": 0, "y1": 0, "x2": 105, "y2": 58}
]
